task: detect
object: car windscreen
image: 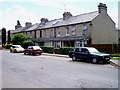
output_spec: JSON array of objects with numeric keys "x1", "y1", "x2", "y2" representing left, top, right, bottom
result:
[
  {"x1": 87, "y1": 48, "x2": 99, "y2": 53},
  {"x1": 13, "y1": 46, "x2": 22, "y2": 48},
  {"x1": 33, "y1": 46, "x2": 42, "y2": 50}
]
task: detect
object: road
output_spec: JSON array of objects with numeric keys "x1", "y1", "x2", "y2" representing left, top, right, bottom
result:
[{"x1": 1, "y1": 50, "x2": 118, "y2": 88}]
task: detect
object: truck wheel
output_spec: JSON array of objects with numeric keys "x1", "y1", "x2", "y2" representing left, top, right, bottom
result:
[
  {"x1": 92, "y1": 58, "x2": 97, "y2": 64},
  {"x1": 72, "y1": 56, "x2": 77, "y2": 61}
]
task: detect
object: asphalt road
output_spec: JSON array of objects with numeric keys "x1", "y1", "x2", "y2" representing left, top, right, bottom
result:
[{"x1": 1, "y1": 50, "x2": 118, "y2": 88}]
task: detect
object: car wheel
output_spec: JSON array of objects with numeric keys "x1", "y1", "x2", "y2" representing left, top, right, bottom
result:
[
  {"x1": 14, "y1": 50, "x2": 17, "y2": 53},
  {"x1": 39, "y1": 53, "x2": 41, "y2": 55},
  {"x1": 10, "y1": 49, "x2": 12, "y2": 53},
  {"x1": 72, "y1": 56, "x2": 77, "y2": 61},
  {"x1": 24, "y1": 53, "x2": 26, "y2": 55},
  {"x1": 92, "y1": 58, "x2": 98, "y2": 64}
]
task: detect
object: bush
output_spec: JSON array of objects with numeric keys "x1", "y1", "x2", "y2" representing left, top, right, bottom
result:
[
  {"x1": 11, "y1": 33, "x2": 29, "y2": 45},
  {"x1": 4, "y1": 44, "x2": 12, "y2": 49},
  {"x1": 59, "y1": 47, "x2": 73, "y2": 55},
  {"x1": 22, "y1": 40, "x2": 34, "y2": 49},
  {"x1": 41, "y1": 46, "x2": 54, "y2": 54}
]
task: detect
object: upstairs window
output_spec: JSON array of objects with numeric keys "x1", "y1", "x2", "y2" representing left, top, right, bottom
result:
[
  {"x1": 58, "y1": 31, "x2": 60, "y2": 37},
  {"x1": 50, "y1": 29, "x2": 53, "y2": 37},
  {"x1": 57, "y1": 27, "x2": 60, "y2": 37},
  {"x1": 82, "y1": 23, "x2": 88, "y2": 36},
  {"x1": 66, "y1": 26, "x2": 69, "y2": 36},
  {"x1": 71, "y1": 25, "x2": 76, "y2": 36}
]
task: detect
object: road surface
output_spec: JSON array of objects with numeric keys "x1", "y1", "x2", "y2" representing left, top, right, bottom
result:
[{"x1": 1, "y1": 50, "x2": 118, "y2": 88}]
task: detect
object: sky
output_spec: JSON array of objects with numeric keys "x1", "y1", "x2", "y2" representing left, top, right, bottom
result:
[{"x1": 0, "y1": 0, "x2": 119, "y2": 30}]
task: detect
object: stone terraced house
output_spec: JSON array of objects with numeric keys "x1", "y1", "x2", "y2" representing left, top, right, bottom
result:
[{"x1": 11, "y1": 3, "x2": 118, "y2": 52}]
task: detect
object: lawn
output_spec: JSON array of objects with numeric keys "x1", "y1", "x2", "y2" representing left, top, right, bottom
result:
[
  {"x1": 110, "y1": 53, "x2": 120, "y2": 57},
  {"x1": 112, "y1": 57, "x2": 120, "y2": 60}
]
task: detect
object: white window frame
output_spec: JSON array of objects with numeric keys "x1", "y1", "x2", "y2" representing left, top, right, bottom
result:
[
  {"x1": 82, "y1": 23, "x2": 88, "y2": 36},
  {"x1": 71, "y1": 25, "x2": 76, "y2": 36},
  {"x1": 57, "y1": 28, "x2": 60, "y2": 37},
  {"x1": 66, "y1": 26, "x2": 69, "y2": 36}
]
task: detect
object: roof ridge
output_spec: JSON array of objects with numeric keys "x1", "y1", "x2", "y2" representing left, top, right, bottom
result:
[{"x1": 74, "y1": 11, "x2": 98, "y2": 17}]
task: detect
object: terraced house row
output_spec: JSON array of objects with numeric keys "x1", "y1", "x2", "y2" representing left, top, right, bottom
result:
[{"x1": 11, "y1": 3, "x2": 118, "y2": 52}]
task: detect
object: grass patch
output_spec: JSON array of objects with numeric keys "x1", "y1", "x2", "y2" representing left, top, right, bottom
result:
[
  {"x1": 110, "y1": 53, "x2": 120, "y2": 57},
  {"x1": 112, "y1": 57, "x2": 120, "y2": 60}
]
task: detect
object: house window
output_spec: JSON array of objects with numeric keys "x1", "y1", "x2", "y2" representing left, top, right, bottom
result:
[
  {"x1": 57, "y1": 28, "x2": 60, "y2": 37},
  {"x1": 71, "y1": 25, "x2": 76, "y2": 36},
  {"x1": 82, "y1": 23, "x2": 88, "y2": 36},
  {"x1": 54, "y1": 41, "x2": 61, "y2": 49},
  {"x1": 50, "y1": 29, "x2": 53, "y2": 37},
  {"x1": 66, "y1": 26, "x2": 69, "y2": 36},
  {"x1": 58, "y1": 31, "x2": 60, "y2": 37},
  {"x1": 29, "y1": 31, "x2": 32, "y2": 38}
]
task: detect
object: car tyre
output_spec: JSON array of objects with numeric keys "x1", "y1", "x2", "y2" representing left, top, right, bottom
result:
[
  {"x1": 92, "y1": 58, "x2": 98, "y2": 64},
  {"x1": 72, "y1": 56, "x2": 77, "y2": 61},
  {"x1": 14, "y1": 49, "x2": 17, "y2": 53},
  {"x1": 24, "y1": 53, "x2": 26, "y2": 55},
  {"x1": 10, "y1": 49, "x2": 12, "y2": 53}
]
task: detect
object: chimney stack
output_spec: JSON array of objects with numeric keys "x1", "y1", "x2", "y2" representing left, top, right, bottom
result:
[
  {"x1": 25, "y1": 22, "x2": 32, "y2": 27},
  {"x1": 98, "y1": 3, "x2": 107, "y2": 14},
  {"x1": 63, "y1": 12, "x2": 72, "y2": 20},
  {"x1": 40, "y1": 18, "x2": 48, "y2": 25},
  {"x1": 15, "y1": 20, "x2": 22, "y2": 30}
]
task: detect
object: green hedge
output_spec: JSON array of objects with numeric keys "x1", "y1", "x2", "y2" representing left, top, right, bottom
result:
[
  {"x1": 22, "y1": 40, "x2": 33, "y2": 49},
  {"x1": 59, "y1": 47, "x2": 73, "y2": 55},
  {"x1": 41, "y1": 46, "x2": 54, "y2": 54},
  {"x1": 4, "y1": 44, "x2": 12, "y2": 49}
]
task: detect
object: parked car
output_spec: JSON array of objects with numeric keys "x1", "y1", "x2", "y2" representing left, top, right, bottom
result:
[
  {"x1": 24, "y1": 46, "x2": 43, "y2": 55},
  {"x1": 10, "y1": 45, "x2": 24, "y2": 53},
  {"x1": 68, "y1": 47, "x2": 111, "y2": 64}
]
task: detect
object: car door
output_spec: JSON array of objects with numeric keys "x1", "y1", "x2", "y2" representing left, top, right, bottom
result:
[
  {"x1": 81, "y1": 48, "x2": 90, "y2": 59},
  {"x1": 74, "y1": 48, "x2": 82, "y2": 59}
]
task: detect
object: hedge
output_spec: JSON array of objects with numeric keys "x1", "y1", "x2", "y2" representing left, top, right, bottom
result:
[
  {"x1": 4, "y1": 44, "x2": 12, "y2": 49},
  {"x1": 41, "y1": 46, "x2": 54, "y2": 54},
  {"x1": 59, "y1": 47, "x2": 73, "y2": 55},
  {"x1": 22, "y1": 40, "x2": 33, "y2": 49}
]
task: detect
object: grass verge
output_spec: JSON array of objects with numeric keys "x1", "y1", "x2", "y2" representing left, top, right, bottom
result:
[
  {"x1": 112, "y1": 57, "x2": 120, "y2": 60},
  {"x1": 110, "y1": 53, "x2": 120, "y2": 57}
]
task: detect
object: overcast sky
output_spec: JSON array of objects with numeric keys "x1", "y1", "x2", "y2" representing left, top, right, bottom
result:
[{"x1": 0, "y1": 0, "x2": 119, "y2": 30}]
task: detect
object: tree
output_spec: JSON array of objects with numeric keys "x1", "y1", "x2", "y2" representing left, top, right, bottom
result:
[
  {"x1": 11, "y1": 33, "x2": 29, "y2": 45},
  {"x1": 7, "y1": 30, "x2": 11, "y2": 44},
  {"x1": 2, "y1": 28, "x2": 6, "y2": 45},
  {"x1": 11, "y1": 33, "x2": 34, "y2": 48}
]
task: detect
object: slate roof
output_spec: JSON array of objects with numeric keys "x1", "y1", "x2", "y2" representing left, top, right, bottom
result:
[
  {"x1": 37, "y1": 11, "x2": 98, "y2": 29},
  {"x1": 31, "y1": 37, "x2": 54, "y2": 42},
  {"x1": 11, "y1": 11, "x2": 99, "y2": 33},
  {"x1": 25, "y1": 23, "x2": 40, "y2": 31},
  {"x1": 37, "y1": 19, "x2": 62, "y2": 29},
  {"x1": 11, "y1": 27, "x2": 24, "y2": 34},
  {"x1": 54, "y1": 11, "x2": 99, "y2": 27}
]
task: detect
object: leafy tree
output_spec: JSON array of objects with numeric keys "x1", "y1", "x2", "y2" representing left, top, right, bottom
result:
[
  {"x1": 11, "y1": 33, "x2": 29, "y2": 45},
  {"x1": 7, "y1": 30, "x2": 11, "y2": 44},
  {"x1": 2, "y1": 28, "x2": 6, "y2": 45}
]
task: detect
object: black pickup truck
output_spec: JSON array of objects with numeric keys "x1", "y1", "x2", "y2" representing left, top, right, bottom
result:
[{"x1": 68, "y1": 47, "x2": 110, "y2": 64}]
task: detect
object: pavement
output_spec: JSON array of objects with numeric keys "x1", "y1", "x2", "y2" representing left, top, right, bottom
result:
[{"x1": 42, "y1": 53, "x2": 120, "y2": 67}]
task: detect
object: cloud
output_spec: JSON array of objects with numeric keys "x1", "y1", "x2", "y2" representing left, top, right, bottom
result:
[{"x1": 0, "y1": 4, "x2": 40, "y2": 30}]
